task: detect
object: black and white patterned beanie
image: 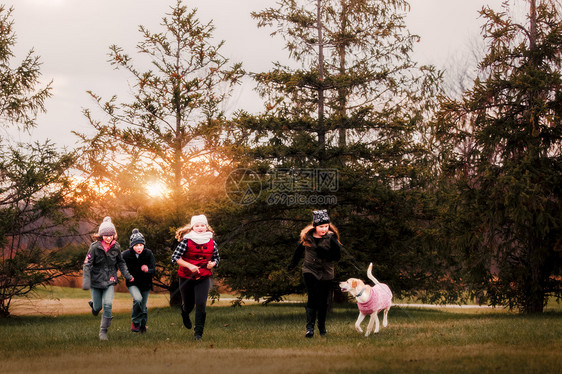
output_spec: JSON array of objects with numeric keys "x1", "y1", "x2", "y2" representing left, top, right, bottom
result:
[
  {"x1": 312, "y1": 209, "x2": 330, "y2": 227},
  {"x1": 130, "y1": 228, "x2": 145, "y2": 248}
]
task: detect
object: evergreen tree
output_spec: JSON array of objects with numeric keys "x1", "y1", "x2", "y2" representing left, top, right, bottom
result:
[
  {"x1": 218, "y1": 0, "x2": 441, "y2": 302},
  {"x1": 0, "y1": 5, "x2": 51, "y2": 131},
  {"x1": 75, "y1": 0, "x2": 243, "y2": 303},
  {"x1": 0, "y1": 142, "x2": 83, "y2": 317},
  {"x1": 436, "y1": 0, "x2": 562, "y2": 313},
  {"x1": 0, "y1": 6, "x2": 82, "y2": 317},
  {"x1": 244, "y1": 0, "x2": 439, "y2": 167}
]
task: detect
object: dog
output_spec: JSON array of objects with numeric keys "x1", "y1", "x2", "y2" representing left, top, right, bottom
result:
[{"x1": 339, "y1": 263, "x2": 392, "y2": 336}]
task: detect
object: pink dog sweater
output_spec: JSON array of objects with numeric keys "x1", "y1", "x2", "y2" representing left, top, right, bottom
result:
[{"x1": 357, "y1": 283, "x2": 392, "y2": 315}]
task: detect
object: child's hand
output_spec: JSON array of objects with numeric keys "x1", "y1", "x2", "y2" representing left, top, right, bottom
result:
[
  {"x1": 141, "y1": 265, "x2": 149, "y2": 272},
  {"x1": 188, "y1": 264, "x2": 200, "y2": 274},
  {"x1": 207, "y1": 261, "x2": 216, "y2": 269}
]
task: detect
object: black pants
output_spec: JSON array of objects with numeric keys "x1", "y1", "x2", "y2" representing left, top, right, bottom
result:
[
  {"x1": 179, "y1": 276, "x2": 212, "y2": 314},
  {"x1": 303, "y1": 273, "x2": 331, "y2": 311}
]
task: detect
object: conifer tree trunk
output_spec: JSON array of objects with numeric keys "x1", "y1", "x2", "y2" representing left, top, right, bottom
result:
[
  {"x1": 337, "y1": 0, "x2": 348, "y2": 148},
  {"x1": 525, "y1": 0, "x2": 544, "y2": 314},
  {"x1": 317, "y1": 0, "x2": 326, "y2": 164}
]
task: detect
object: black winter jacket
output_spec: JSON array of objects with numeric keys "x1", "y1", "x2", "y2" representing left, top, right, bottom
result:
[
  {"x1": 82, "y1": 241, "x2": 132, "y2": 290},
  {"x1": 121, "y1": 248, "x2": 156, "y2": 292},
  {"x1": 289, "y1": 231, "x2": 341, "y2": 281}
]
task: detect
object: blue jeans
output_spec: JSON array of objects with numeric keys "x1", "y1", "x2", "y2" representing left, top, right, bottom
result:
[
  {"x1": 128, "y1": 285, "x2": 150, "y2": 326},
  {"x1": 90, "y1": 285, "x2": 115, "y2": 319}
]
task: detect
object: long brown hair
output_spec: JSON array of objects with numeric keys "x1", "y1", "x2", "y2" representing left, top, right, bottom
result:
[
  {"x1": 299, "y1": 223, "x2": 340, "y2": 247},
  {"x1": 175, "y1": 223, "x2": 215, "y2": 241}
]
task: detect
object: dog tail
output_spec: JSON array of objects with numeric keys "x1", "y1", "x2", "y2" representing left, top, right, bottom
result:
[{"x1": 367, "y1": 262, "x2": 380, "y2": 285}]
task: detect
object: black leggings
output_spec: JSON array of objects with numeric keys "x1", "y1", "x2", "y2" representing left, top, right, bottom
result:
[
  {"x1": 303, "y1": 273, "x2": 331, "y2": 311},
  {"x1": 179, "y1": 276, "x2": 212, "y2": 314}
]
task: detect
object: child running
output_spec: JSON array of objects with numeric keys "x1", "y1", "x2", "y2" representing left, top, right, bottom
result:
[
  {"x1": 122, "y1": 228, "x2": 155, "y2": 333},
  {"x1": 171, "y1": 214, "x2": 220, "y2": 340},
  {"x1": 82, "y1": 217, "x2": 134, "y2": 340},
  {"x1": 288, "y1": 210, "x2": 342, "y2": 338}
]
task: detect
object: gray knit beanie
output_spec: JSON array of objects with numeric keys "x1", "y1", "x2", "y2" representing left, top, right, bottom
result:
[
  {"x1": 98, "y1": 216, "x2": 117, "y2": 236},
  {"x1": 130, "y1": 228, "x2": 145, "y2": 248}
]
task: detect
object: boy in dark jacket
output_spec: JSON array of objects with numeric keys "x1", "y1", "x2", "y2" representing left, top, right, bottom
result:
[{"x1": 122, "y1": 228, "x2": 156, "y2": 333}]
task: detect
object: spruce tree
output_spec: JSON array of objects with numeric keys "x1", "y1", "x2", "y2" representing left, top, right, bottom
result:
[
  {"x1": 437, "y1": 0, "x2": 562, "y2": 313},
  {"x1": 0, "y1": 5, "x2": 51, "y2": 131},
  {"x1": 219, "y1": 0, "x2": 441, "y2": 301},
  {"x1": 0, "y1": 6, "x2": 82, "y2": 317}
]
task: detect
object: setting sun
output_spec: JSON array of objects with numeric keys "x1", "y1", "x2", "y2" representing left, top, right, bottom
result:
[{"x1": 146, "y1": 181, "x2": 169, "y2": 198}]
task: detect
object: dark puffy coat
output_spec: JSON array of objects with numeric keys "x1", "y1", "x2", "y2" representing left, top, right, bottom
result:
[
  {"x1": 289, "y1": 231, "x2": 341, "y2": 281},
  {"x1": 82, "y1": 241, "x2": 132, "y2": 290},
  {"x1": 121, "y1": 248, "x2": 156, "y2": 292}
]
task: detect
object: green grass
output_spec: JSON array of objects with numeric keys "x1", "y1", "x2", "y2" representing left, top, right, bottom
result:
[
  {"x1": 1, "y1": 299, "x2": 561, "y2": 374},
  {"x1": 17, "y1": 285, "x2": 163, "y2": 301},
  {"x1": 18, "y1": 285, "x2": 131, "y2": 299}
]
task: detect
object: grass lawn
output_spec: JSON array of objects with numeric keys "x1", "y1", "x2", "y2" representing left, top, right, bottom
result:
[{"x1": 1, "y1": 288, "x2": 561, "y2": 373}]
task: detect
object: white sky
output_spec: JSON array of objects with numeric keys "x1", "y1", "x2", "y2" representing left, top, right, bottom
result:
[{"x1": 2, "y1": 0, "x2": 505, "y2": 148}]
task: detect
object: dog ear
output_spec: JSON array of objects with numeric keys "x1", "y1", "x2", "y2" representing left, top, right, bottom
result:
[{"x1": 351, "y1": 280, "x2": 357, "y2": 288}]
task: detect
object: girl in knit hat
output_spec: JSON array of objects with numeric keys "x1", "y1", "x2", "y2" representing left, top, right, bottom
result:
[
  {"x1": 82, "y1": 217, "x2": 134, "y2": 340},
  {"x1": 171, "y1": 214, "x2": 220, "y2": 340},
  {"x1": 288, "y1": 210, "x2": 342, "y2": 338},
  {"x1": 122, "y1": 228, "x2": 156, "y2": 333}
]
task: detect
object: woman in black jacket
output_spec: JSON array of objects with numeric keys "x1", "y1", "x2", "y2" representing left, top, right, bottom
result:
[{"x1": 122, "y1": 228, "x2": 156, "y2": 333}]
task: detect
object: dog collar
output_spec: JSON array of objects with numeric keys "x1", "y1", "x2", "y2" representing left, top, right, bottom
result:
[{"x1": 356, "y1": 287, "x2": 366, "y2": 297}]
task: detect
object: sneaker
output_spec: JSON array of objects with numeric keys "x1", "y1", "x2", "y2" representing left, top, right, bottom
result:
[
  {"x1": 88, "y1": 301, "x2": 99, "y2": 316},
  {"x1": 305, "y1": 329, "x2": 314, "y2": 338},
  {"x1": 131, "y1": 323, "x2": 141, "y2": 332}
]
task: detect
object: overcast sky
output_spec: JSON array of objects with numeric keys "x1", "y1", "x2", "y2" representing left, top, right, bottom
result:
[{"x1": 2, "y1": 0, "x2": 505, "y2": 148}]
